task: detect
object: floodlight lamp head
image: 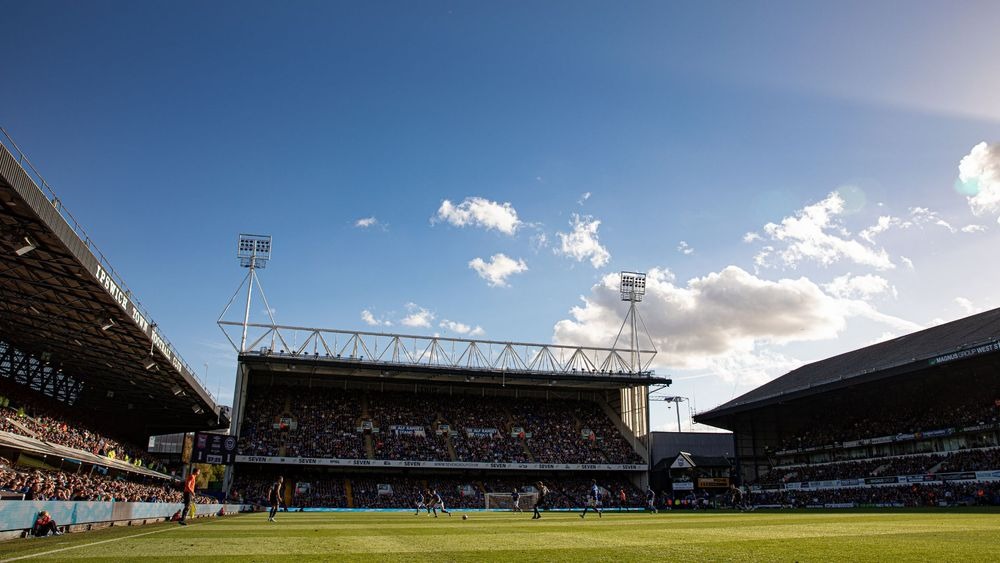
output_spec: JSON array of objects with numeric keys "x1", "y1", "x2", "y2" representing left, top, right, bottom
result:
[
  {"x1": 237, "y1": 234, "x2": 272, "y2": 268},
  {"x1": 620, "y1": 271, "x2": 646, "y2": 302}
]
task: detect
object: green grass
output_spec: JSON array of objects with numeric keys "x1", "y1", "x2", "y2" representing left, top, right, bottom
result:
[{"x1": 2, "y1": 509, "x2": 1000, "y2": 562}]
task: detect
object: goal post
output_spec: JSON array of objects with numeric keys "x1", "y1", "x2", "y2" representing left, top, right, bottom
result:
[{"x1": 485, "y1": 492, "x2": 538, "y2": 511}]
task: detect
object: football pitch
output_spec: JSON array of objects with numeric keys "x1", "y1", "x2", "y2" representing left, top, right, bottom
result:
[{"x1": 1, "y1": 510, "x2": 999, "y2": 562}]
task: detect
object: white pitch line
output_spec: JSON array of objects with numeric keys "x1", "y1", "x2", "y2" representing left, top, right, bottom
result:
[{"x1": 0, "y1": 520, "x2": 215, "y2": 562}]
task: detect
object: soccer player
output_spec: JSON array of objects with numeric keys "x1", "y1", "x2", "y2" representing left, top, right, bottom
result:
[
  {"x1": 430, "y1": 488, "x2": 451, "y2": 517},
  {"x1": 730, "y1": 484, "x2": 746, "y2": 511},
  {"x1": 645, "y1": 487, "x2": 658, "y2": 514},
  {"x1": 580, "y1": 479, "x2": 602, "y2": 519},
  {"x1": 532, "y1": 481, "x2": 549, "y2": 520},
  {"x1": 415, "y1": 490, "x2": 429, "y2": 516},
  {"x1": 618, "y1": 487, "x2": 627, "y2": 512},
  {"x1": 178, "y1": 467, "x2": 199, "y2": 526},
  {"x1": 511, "y1": 489, "x2": 523, "y2": 512},
  {"x1": 268, "y1": 476, "x2": 284, "y2": 522}
]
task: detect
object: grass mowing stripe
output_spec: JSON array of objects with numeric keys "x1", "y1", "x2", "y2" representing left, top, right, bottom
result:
[
  {"x1": 1, "y1": 511, "x2": 998, "y2": 562},
  {"x1": 0, "y1": 520, "x2": 228, "y2": 563},
  {"x1": 0, "y1": 524, "x2": 186, "y2": 562}
]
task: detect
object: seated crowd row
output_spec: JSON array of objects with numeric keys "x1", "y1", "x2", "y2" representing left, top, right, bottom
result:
[
  {"x1": 0, "y1": 460, "x2": 216, "y2": 504},
  {"x1": 777, "y1": 400, "x2": 999, "y2": 453},
  {"x1": 750, "y1": 481, "x2": 1000, "y2": 507},
  {"x1": 237, "y1": 386, "x2": 643, "y2": 465},
  {"x1": 0, "y1": 386, "x2": 162, "y2": 471},
  {"x1": 760, "y1": 447, "x2": 1000, "y2": 485}
]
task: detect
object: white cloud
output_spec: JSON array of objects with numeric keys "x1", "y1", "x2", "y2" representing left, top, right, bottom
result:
[
  {"x1": 553, "y1": 266, "x2": 918, "y2": 372},
  {"x1": 900, "y1": 256, "x2": 915, "y2": 270},
  {"x1": 578, "y1": 192, "x2": 591, "y2": 205},
  {"x1": 440, "y1": 319, "x2": 485, "y2": 336},
  {"x1": 530, "y1": 232, "x2": 549, "y2": 251},
  {"x1": 961, "y1": 224, "x2": 987, "y2": 233},
  {"x1": 699, "y1": 348, "x2": 804, "y2": 387},
  {"x1": 355, "y1": 216, "x2": 378, "y2": 228},
  {"x1": 823, "y1": 273, "x2": 894, "y2": 301},
  {"x1": 958, "y1": 142, "x2": 1000, "y2": 217},
  {"x1": 754, "y1": 192, "x2": 895, "y2": 270},
  {"x1": 677, "y1": 241, "x2": 694, "y2": 255},
  {"x1": 401, "y1": 303, "x2": 435, "y2": 328},
  {"x1": 859, "y1": 215, "x2": 911, "y2": 244},
  {"x1": 743, "y1": 232, "x2": 761, "y2": 243},
  {"x1": 435, "y1": 197, "x2": 521, "y2": 235},
  {"x1": 468, "y1": 253, "x2": 528, "y2": 287},
  {"x1": 955, "y1": 297, "x2": 981, "y2": 315},
  {"x1": 360, "y1": 309, "x2": 381, "y2": 326},
  {"x1": 555, "y1": 214, "x2": 611, "y2": 268}
]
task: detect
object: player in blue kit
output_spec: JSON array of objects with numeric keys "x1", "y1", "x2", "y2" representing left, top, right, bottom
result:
[
  {"x1": 430, "y1": 489, "x2": 451, "y2": 517},
  {"x1": 580, "y1": 479, "x2": 602, "y2": 518},
  {"x1": 415, "y1": 490, "x2": 430, "y2": 516}
]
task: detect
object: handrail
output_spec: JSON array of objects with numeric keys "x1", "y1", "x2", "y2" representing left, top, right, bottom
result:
[{"x1": 0, "y1": 127, "x2": 214, "y2": 403}]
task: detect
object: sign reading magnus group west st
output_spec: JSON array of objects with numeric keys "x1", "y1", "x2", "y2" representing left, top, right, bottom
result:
[
  {"x1": 234, "y1": 455, "x2": 643, "y2": 472},
  {"x1": 928, "y1": 341, "x2": 1000, "y2": 366}
]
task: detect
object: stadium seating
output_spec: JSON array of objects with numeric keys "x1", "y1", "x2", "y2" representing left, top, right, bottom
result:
[
  {"x1": 0, "y1": 462, "x2": 215, "y2": 504},
  {"x1": 0, "y1": 385, "x2": 162, "y2": 470},
  {"x1": 750, "y1": 481, "x2": 1000, "y2": 507},
  {"x1": 776, "y1": 401, "x2": 999, "y2": 453},
  {"x1": 236, "y1": 386, "x2": 644, "y2": 465}
]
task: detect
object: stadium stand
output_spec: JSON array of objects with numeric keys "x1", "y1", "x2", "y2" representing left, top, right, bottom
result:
[
  {"x1": 236, "y1": 385, "x2": 644, "y2": 466},
  {"x1": 0, "y1": 384, "x2": 162, "y2": 470},
  {"x1": 0, "y1": 461, "x2": 215, "y2": 504},
  {"x1": 695, "y1": 308, "x2": 1000, "y2": 507}
]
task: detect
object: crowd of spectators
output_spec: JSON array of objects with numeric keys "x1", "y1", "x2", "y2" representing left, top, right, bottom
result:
[
  {"x1": 0, "y1": 386, "x2": 161, "y2": 470},
  {"x1": 778, "y1": 400, "x2": 999, "y2": 453},
  {"x1": 293, "y1": 478, "x2": 347, "y2": 507},
  {"x1": 446, "y1": 400, "x2": 529, "y2": 464},
  {"x1": 750, "y1": 481, "x2": 1000, "y2": 507},
  {"x1": 0, "y1": 463, "x2": 215, "y2": 504},
  {"x1": 370, "y1": 393, "x2": 450, "y2": 461},
  {"x1": 937, "y1": 447, "x2": 1000, "y2": 472},
  {"x1": 237, "y1": 386, "x2": 644, "y2": 465},
  {"x1": 761, "y1": 447, "x2": 1000, "y2": 485}
]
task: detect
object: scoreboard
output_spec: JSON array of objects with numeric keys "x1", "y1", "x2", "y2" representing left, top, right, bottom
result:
[{"x1": 191, "y1": 432, "x2": 238, "y2": 465}]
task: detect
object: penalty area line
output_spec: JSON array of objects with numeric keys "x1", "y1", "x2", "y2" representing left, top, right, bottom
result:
[{"x1": 0, "y1": 519, "x2": 219, "y2": 562}]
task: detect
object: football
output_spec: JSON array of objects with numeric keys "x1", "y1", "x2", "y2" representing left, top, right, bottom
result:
[{"x1": 462, "y1": 514, "x2": 469, "y2": 520}]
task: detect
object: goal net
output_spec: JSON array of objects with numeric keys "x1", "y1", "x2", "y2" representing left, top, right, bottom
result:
[{"x1": 485, "y1": 492, "x2": 538, "y2": 511}]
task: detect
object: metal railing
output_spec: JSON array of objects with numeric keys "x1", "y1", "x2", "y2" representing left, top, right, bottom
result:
[
  {"x1": 0, "y1": 126, "x2": 214, "y2": 403},
  {"x1": 220, "y1": 321, "x2": 658, "y2": 377}
]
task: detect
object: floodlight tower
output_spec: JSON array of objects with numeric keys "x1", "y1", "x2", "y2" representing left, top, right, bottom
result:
[
  {"x1": 657, "y1": 396, "x2": 689, "y2": 432},
  {"x1": 236, "y1": 234, "x2": 271, "y2": 352},
  {"x1": 617, "y1": 271, "x2": 648, "y2": 372}
]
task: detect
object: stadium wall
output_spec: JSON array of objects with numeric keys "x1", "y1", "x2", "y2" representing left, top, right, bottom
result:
[{"x1": 0, "y1": 501, "x2": 249, "y2": 538}]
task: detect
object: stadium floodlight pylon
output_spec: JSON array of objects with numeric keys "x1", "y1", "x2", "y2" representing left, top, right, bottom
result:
[
  {"x1": 217, "y1": 234, "x2": 277, "y2": 353},
  {"x1": 602, "y1": 272, "x2": 657, "y2": 373}
]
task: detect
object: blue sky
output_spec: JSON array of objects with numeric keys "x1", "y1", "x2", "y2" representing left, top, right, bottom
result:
[{"x1": 4, "y1": 1, "x2": 1000, "y2": 431}]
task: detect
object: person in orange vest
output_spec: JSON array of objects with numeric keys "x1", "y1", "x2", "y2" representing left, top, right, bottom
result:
[{"x1": 178, "y1": 467, "x2": 199, "y2": 526}]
